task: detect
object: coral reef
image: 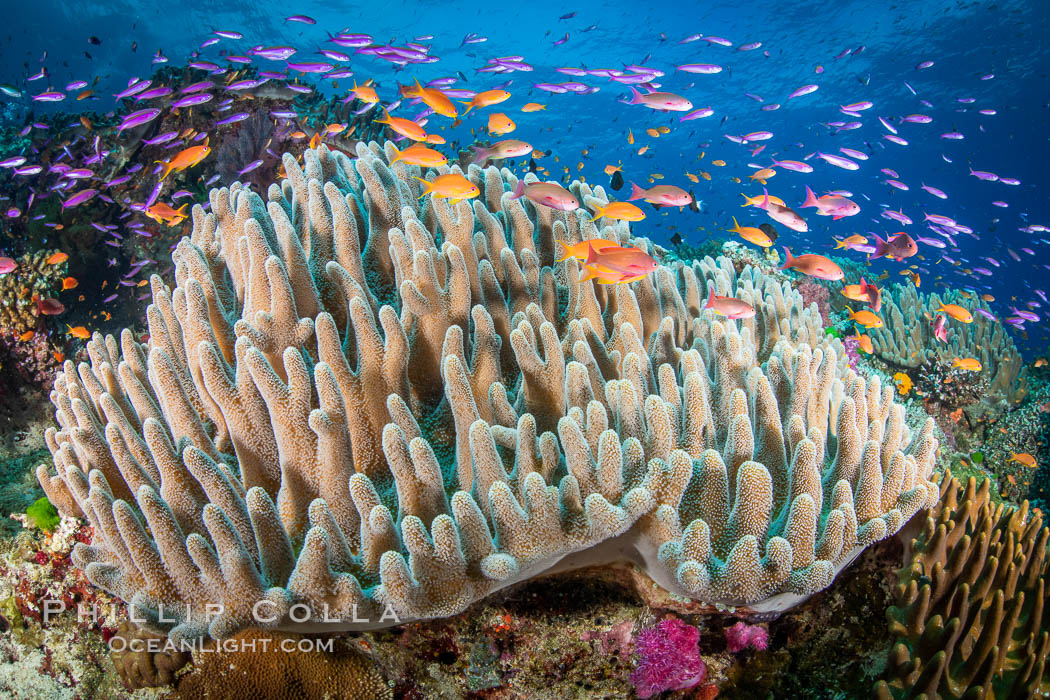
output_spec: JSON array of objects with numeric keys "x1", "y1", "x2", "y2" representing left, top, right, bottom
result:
[
  {"x1": 875, "y1": 473, "x2": 1050, "y2": 698},
  {"x1": 172, "y1": 629, "x2": 390, "y2": 699},
  {"x1": 870, "y1": 284, "x2": 1025, "y2": 409},
  {"x1": 0, "y1": 514, "x2": 133, "y2": 698},
  {"x1": 36, "y1": 142, "x2": 938, "y2": 643},
  {"x1": 0, "y1": 249, "x2": 67, "y2": 336},
  {"x1": 109, "y1": 620, "x2": 191, "y2": 690}
]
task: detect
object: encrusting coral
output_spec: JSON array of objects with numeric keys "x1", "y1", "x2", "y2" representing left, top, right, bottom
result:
[
  {"x1": 35, "y1": 142, "x2": 939, "y2": 641},
  {"x1": 875, "y1": 472, "x2": 1050, "y2": 698},
  {"x1": 0, "y1": 249, "x2": 66, "y2": 335},
  {"x1": 869, "y1": 284, "x2": 1025, "y2": 407}
]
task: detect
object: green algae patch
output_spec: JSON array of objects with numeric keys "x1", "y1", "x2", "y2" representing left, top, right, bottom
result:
[{"x1": 25, "y1": 497, "x2": 59, "y2": 532}]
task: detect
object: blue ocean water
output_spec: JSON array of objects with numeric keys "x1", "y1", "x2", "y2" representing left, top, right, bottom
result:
[{"x1": 2, "y1": 0, "x2": 1049, "y2": 352}]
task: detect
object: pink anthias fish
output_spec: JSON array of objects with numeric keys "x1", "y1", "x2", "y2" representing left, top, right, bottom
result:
[
  {"x1": 628, "y1": 182, "x2": 693, "y2": 207},
  {"x1": 932, "y1": 314, "x2": 948, "y2": 343},
  {"x1": 625, "y1": 86, "x2": 693, "y2": 111},
  {"x1": 870, "y1": 232, "x2": 918, "y2": 261},
  {"x1": 756, "y1": 190, "x2": 807, "y2": 232},
  {"x1": 0, "y1": 256, "x2": 16, "y2": 275},
  {"x1": 585, "y1": 243, "x2": 658, "y2": 281},
  {"x1": 510, "y1": 180, "x2": 579, "y2": 211},
  {"x1": 780, "y1": 248, "x2": 843, "y2": 280},
  {"x1": 800, "y1": 185, "x2": 859, "y2": 219},
  {"x1": 703, "y1": 289, "x2": 756, "y2": 319}
]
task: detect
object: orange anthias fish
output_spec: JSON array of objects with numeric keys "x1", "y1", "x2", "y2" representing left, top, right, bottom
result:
[
  {"x1": 834, "y1": 234, "x2": 868, "y2": 251},
  {"x1": 939, "y1": 303, "x2": 974, "y2": 323},
  {"x1": 741, "y1": 193, "x2": 785, "y2": 208},
  {"x1": 703, "y1": 289, "x2": 756, "y2": 319},
  {"x1": 66, "y1": 324, "x2": 90, "y2": 340},
  {"x1": 33, "y1": 295, "x2": 65, "y2": 316},
  {"x1": 376, "y1": 109, "x2": 428, "y2": 141},
  {"x1": 521, "y1": 102, "x2": 546, "y2": 112},
  {"x1": 350, "y1": 80, "x2": 379, "y2": 104},
  {"x1": 412, "y1": 174, "x2": 479, "y2": 204},
  {"x1": 145, "y1": 202, "x2": 189, "y2": 226},
  {"x1": 589, "y1": 201, "x2": 645, "y2": 222},
  {"x1": 748, "y1": 167, "x2": 776, "y2": 184},
  {"x1": 18, "y1": 330, "x2": 35, "y2": 342},
  {"x1": 391, "y1": 144, "x2": 448, "y2": 167},
  {"x1": 780, "y1": 247, "x2": 844, "y2": 280},
  {"x1": 856, "y1": 334, "x2": 874, "y2": 354},
  {"x1": 556, "y1": 238, "x2": 621, "y2": 262},
  {"x1": 157, "y1": 143, "x2": 211, "y2": 181},
  {"x1": 486, "y1": 112, "x2": 516, "y2": 135},
  {"x1": 846, "y1": 306, "x2": 883, "y2": 329},
  {"x1": 60, "y1": 276, "x2": 78, "y2": 291},
  {"x1": 728, "y1": 217, "x2": 774, "y2": 248},
  {"x1": 46, "y1": 251, "x2": 69, "y2": 265},
  {"x1": 584, "y1": 244, "x2": 658, "y2": 281},
  {"x1": 1009, "y1": 452, "x2": 1038, "y2": 469},
  {"x1": 406, "y1": 79, "x2": 457, "y2": 118},
  {"x1": 461, "y1": 89, "x2": 511, "y2": 115},
  {"x1": 952, "y1": 357, "x2": 982, "y2": 371},
  {"x1": 840, "y1": 278, "x2": 882, "y2": 311}
]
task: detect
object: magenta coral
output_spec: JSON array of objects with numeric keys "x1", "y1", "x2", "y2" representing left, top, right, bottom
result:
[
  {"x1": 725, "y1": 621, "x2": 770, "y2": 653},
  {"x1": 629, "y1": 618, "x2": 705, "y2": 699},
  {"x1": 842, "y1": 334, "x2": 861, "y2": 370},
  {"x1": 797, "y1": 279, "x2": 831, "y2": 326}
]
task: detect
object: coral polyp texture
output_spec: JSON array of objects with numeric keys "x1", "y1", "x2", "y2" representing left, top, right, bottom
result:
[
  {"x1": 35, "y1": 142, "x2": 939, "y2": 641},
  {"x1": 875, "y1": 473, "x2": 1050, "y2": 698},
  {"x1": 869, "y1": 284, "x2": 1024, "y2": 405}
]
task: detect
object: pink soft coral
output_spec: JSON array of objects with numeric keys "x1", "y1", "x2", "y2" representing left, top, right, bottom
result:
[
  {"x1": 629, "y1": 618, "x2": 705, "y2": 699},
  {"x1": 725, "y1": 621, "x2": 769, "y2": 653}
]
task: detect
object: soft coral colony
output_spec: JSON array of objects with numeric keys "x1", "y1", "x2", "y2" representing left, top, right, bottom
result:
[{"x1": 35, "y1": 141, "x2": 939, "y2": 641}]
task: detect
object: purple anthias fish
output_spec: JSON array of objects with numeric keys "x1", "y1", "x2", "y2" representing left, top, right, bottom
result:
[
  {"x1": 172, "y1": 93, "x2": 213, "y2": 108},
  {"x1": 238, "y1": 160, "x2": 264, "y2": 174},
  {"x1": 287, "y1": 62, "x2": 334, "y2": 73},
  {"x1": 136, "y1": 86, "x2": 173, "y2": 100},
  {"x1": 677, "y1": 63, "x2": 723, "y2": 74},
  {"x1": 63, "y1": 188, "x2": 97, "y2": 208},
  {"x1": 215, "y1": 112, "x2": 250, "y2": 125},
  {"x1": 882, "y1": 209, "x2": 913, "y2": 225},
  {"x1": 181, "y1": 80, "x2": 215, "y2": 94},
  {"x1": 115, "y1": 80, "x2": 152, "y2": 99},
  {"x1": 816, "y1": 152, "x2": 859, "y2": 170},
  {"x1": 969, "y1": 168, "x2": 998, "y2": 181},
  {"x1": 227, "y1": 79, "x2": 269, "y2": 90},
  {"x1": 118, "y1": 108, "x2": 161, "y2": 132},
  {"x1": 921, "y1": 183, "x2": 947, "y2": 199},
  {"x1": 788, "y1": 84, "x2": 818, "y2": 99},
  {"x1": 251, "y1": 45, "x2": 297, "y2": 61},
  {"x1": 925, "y1": 213, "x2": 956, "y2": 226}
]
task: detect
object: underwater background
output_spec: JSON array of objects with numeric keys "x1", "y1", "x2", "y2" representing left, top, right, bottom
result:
[{"x1": 0, "y1": 0, "x2": 1048, "y2": 698}]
